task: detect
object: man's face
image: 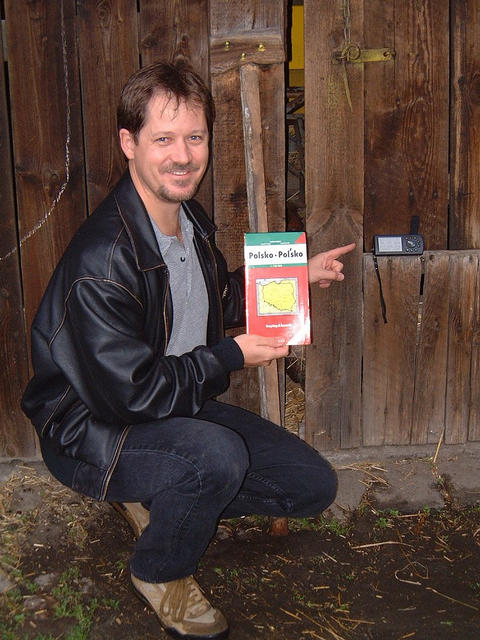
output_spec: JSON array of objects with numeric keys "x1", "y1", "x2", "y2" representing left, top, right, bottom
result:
[{"x1": 120, "y1": 92, "x2": 209, "y2": 205}]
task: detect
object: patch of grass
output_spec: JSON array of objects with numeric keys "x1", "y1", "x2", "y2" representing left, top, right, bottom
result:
[
  {"x1": 325, "y1": 517, "x2": 350, "y2": 537},
  {"x1": 0, "y1": 588, "x2": 28, "y2": 639},
  {"x1": 372, "y1": 508, "x2": 402, "y2": 530},
  {"x1": 101, "y1": 597, "x2": 120, "y2": 609},
  {"x1": 115, "y1": 558, "x2": 127, "y2": 571},
  {"x1": 289, "y1": 516, "x2": 323, "y2": 532},
  {"x1": 52, "y1": 566, "x2": 99, "y2": 640},
  {"x1": 374, "y1": 516, "x2": 391, "y2": 529}
]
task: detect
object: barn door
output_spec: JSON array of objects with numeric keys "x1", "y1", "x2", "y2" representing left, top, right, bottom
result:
[{"x1": 304, "y1": 0, "x2": 480, "y2": 449}]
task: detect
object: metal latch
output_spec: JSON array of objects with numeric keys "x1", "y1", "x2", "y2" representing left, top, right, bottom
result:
[
  {"x1": 333, "y1": 44, "x2": 396, "y2": 64},
  {"x1": 333, "y1": 43, "x2": 396, "y2": 111}
]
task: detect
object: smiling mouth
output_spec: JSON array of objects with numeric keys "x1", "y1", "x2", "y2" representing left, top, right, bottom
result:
[{"x1": 164, "y1": 163, "x2": 198, "y2": 176}]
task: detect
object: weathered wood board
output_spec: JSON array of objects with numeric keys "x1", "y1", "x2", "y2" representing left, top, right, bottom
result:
[
  {"x1": 139, "y1": 0, "x2": 213, "y2": 211},
  {"x1": 363, "y1": 255, "x2": 423, "y2": 446},
  {"x1": 450, "y1": 0, "x2": 480, "y2": 249},
  {"x1": 77, "y1": 0, "x2": 138, "y2": 212},
  {"x1": 6, "y1": 0, "x2": 87, "y2": 339},
  {"x1": 411, "y1": 253, "x2": 449, "y2": 445},
  {"x1": 304, "y1": 0, "x2": 363, "y2": 450},
  {"x1": 364, "y1": 0, "x2": 450, "y2": 251},
  {"x1": 0, "y1": 23, "x2": 36, "y2": 457},
  {"x1": 445, "y1": 253, "x2": 479, "y2": 444}
]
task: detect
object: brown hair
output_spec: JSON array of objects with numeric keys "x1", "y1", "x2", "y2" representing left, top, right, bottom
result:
[{"x1": 117, "y1": 59, "x2": 215, "y2": 141}]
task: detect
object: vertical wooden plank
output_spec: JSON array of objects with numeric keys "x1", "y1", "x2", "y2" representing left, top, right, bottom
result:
[
  {"x1": 411, "y1": 252, "x2": 449, "y2": 444},
  {"x1": 209, "y1": 0, "x2": 286, "y2": 413},
  {"x1": 445, "y1": 253, "x2": 478, "y2": 444},
  {"x1": 139, "y1": 0, "x2": 212, "y2": 211},
  {"x1": 362, "y1": 256, "x2": 422, "y2": 446},
  {"x1": 304, "y1": 0, "x2": 363, "y2": 450},
  {"x1": 0, "y1": 24, "x2": 36, "y2": 458},
  {"x1": 364, "y1": 0, "x2": 449, "y2": 251},
  {"x1": 239, "y1": 63, "x2": 281, "y2": 425},
  {"x1": 450, "y1": 0, "x2": 480, "y2": 249},
  {"x1": 469, "y1": 253, "x2": 480, "y2": 440},
  {"x1": 77, "y1": 0, "x2": 139, "y2": 212},
  {"x1": 6, "y1": 0, "x2": 86, "y2": 350},
  {"x1": 140, "y1": 0, "x2": 209, "y2": 71},
  {"x1": 211, "y1": 64, "x2": 258, "y2": 412},
  {"x1": 211, "y1": 67, "x2": 247, "y2": 259}
]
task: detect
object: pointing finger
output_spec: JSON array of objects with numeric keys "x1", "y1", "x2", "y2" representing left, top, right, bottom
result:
[{"x1": 325, "y1": 243, "x2": 356, "y2": 260}]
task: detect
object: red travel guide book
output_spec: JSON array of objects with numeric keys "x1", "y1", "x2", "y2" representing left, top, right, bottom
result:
[{"x1": 244, "y1": 231, "x2": 311, "y2": 345}]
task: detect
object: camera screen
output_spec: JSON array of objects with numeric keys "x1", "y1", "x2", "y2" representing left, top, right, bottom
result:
[{"x1": 377, "y1": 236, "x2": 403, "y2": 253}]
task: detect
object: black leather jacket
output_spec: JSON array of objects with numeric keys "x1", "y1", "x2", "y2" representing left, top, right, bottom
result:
[{"x1": 22, "y1": 171, "x2": 245, "y2": 500}]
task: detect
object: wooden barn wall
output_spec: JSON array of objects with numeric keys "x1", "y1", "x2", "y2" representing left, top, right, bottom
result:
[
  {"x1": 304, "y1": 0, "x2": 480, "y2": 450},
  {"x1": 1, "y1": 0, "x2": 480, "y2": 459},
  {"x1": 0, "y1": 0, "x2": 286, "y2": 459}
]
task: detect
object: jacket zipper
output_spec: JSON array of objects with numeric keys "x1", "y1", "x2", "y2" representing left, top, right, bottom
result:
[
  {"x1": 162, "y1": 267, "x2": 171, "y2": 347},
  {"x1": 100, "y1": 424, "x2": 131, "y2": 501},
  {"x1": 99, "y1": 263, "x2": 171, "y2": 500},
  {"x1": 205, "y1": 239, "x2": 224, "y2": 340}
]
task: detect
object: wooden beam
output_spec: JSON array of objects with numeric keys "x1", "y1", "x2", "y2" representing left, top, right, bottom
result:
[{"x1": 240, "y1": 63, "x2": 281, "y2": 425}]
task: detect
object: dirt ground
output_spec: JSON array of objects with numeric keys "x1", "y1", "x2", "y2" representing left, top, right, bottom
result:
[{"x1": 1, "y1": 462, "x2": 480, "y2": 640}]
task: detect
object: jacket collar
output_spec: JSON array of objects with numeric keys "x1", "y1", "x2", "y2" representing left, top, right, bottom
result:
[{"x1": 113, "y1": 170, "x2": 216, "y2": 272}]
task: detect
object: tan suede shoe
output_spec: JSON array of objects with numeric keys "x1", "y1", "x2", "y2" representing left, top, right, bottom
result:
[
  {"x1": 112, "y1": 502, "x2": 150, "y2": 538},
  {"x1": 131, "y1": 573, "x2": 229, "y2": 639}
]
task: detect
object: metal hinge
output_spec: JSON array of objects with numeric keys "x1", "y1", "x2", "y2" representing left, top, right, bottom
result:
[{"x1": 333, "y1": 44, "x2": 396, "y2": 64}]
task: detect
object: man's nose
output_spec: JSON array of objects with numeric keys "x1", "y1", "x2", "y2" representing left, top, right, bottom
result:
[{"x1": 171, "y1": 139, "x2": 192, "y2": 164}]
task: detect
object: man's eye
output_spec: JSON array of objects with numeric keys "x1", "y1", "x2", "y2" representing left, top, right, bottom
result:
[
  {"x1": 190, "y1": 135, "x2": 203, "y2": 143},
  {"x1": 156, "y1": 137, "x2": 169, "y2": 144}
]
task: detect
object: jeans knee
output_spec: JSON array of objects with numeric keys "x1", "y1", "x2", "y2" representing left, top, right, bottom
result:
[
  {"x1": 202, "y1": 430, "x2": 249, "y2": 496},
  {"x1": 297, "y1": 458, "x2": 338, "y2": 515},
  {"x1": 323, "y1": 463, "x2": 338, "y2": 509}
]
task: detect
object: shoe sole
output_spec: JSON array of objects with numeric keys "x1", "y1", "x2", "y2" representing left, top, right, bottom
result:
[
  {"x1": 112, "y1": 502, "x2": 144, "y2": 538},
  {"x1": 132, "y1": 583, "x2": 230, "y2": 640}
]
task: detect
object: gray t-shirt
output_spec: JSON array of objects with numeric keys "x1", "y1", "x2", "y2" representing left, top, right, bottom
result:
[{"x1": 150, "y1": 207, "x2": 209, "y2": 356}]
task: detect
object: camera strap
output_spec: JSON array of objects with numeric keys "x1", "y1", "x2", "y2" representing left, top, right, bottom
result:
[{"x1": 372, "y1": 254, "x2": 388, "y2": 323}]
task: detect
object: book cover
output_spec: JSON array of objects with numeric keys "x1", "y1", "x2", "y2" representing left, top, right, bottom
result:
[{"x1": 244, "y1": 231, "x2": 311, "y2": 345}]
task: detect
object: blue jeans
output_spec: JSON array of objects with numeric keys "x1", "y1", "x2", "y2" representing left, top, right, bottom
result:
[{"x1": 105, "y1": 400, "x2": 337, "y2": 583}]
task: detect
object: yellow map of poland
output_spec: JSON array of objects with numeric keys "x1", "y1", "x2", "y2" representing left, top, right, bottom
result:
[{"x1": 258, "y1": 279, "x2": 298, "y2": 314}]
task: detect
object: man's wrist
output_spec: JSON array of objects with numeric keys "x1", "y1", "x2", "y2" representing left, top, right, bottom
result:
[{"x1": 211, "y1": 336, "x2": 244, "y2": 372}]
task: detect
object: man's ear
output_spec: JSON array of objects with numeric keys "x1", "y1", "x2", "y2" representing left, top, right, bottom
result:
[{"x1": 119, "y1": 128, "x2": 135, "y2": 159}]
